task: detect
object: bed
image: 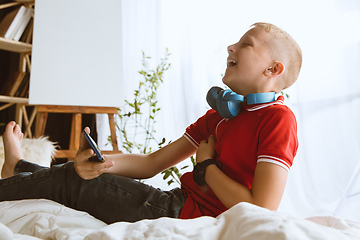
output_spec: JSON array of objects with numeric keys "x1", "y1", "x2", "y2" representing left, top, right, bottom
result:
[
  {"x1": 0, "y1": 199, "x2": 360, "y2": 240},
  {"x1": 1, "y1": 138, "x2": 360, "y2": 240}
]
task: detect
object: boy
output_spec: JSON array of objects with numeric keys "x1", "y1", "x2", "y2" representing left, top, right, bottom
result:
[{"x1": 0, "y1": 22, "x2": 302, "y2": 224}]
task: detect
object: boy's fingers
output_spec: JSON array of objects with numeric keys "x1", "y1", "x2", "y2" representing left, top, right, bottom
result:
[
  {"x1": 105, "y1": 160, "x2": 114, "y2": 168},
  {"x1": 89, "y1": 159, "x2": 114, "y2": 170},
  {"x1": 95, "y1": 162, "x2": 114, "y2": 175},
  {"x1": 79, "y1": 127, "x2": 91, "y2": 150},
  {"x1": 76, "y1": 149, "x2": 94, "y2": 162},
  {"x1": 84, "y1": 127, "x2": 90, "y2": 134},
  {"x1": 91, "y1": 161, "x2": 114, "y2": 176},
  {"x1": 208, "y1": 135, "x2": 216, "y2": 144}
]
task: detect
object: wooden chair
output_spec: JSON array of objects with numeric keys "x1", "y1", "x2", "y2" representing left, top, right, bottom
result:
[{"x1": 35, "y1": 105, "x2": 121, "y2": 160}]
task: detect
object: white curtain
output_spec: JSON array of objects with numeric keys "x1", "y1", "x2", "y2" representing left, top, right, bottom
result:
[{"x1": 97, "y1": 0, "x2": 360, "y2": 222}]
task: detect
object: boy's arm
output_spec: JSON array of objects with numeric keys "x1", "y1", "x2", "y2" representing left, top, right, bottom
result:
[
  {"x1": 74, "y1": 127, "x2": 197, "y2": 180},
  {"x1": 197, "y1": 135, "x2": 288, "y2": 211},
  {"x1": 205, "y1": 162, "x2": 287, "y2": 210},
  {"x1": 105, "y1": 136, "x2": 197, "y2": 179}
]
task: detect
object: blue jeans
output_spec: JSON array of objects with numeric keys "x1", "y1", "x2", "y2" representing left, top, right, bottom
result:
[{"x1": 0, "y1": 160, "x2": 186, "y2": 224}]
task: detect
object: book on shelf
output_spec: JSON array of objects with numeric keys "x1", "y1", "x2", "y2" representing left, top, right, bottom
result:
[
  {"x1": 19, "y1": 17, "x2": 33, "y2": 42},
  {"x1": 0, "y1": 71, "x2": 28, "y2": 97},
  {"x1": 0, "y1": 5, "x2": 33, "y2": 41},
  {"x1": 0, "y1": 5, "x2": 25, "y2": 39},
  {"x1": 13, "y1": 7, "x2": 33, "y2": 41},
  {"x1": 14, "y1": 72, "x2": 30, "y2": 97}
]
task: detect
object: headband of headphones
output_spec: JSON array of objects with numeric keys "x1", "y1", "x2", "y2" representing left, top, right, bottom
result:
[{"x1": 206, "y1": 86, "x2": 275, "y2": 118}]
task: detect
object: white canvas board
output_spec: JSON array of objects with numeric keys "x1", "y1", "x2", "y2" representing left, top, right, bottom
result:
[{"x1": 29, "y1": 0, "x2": 123, "y2": 107}]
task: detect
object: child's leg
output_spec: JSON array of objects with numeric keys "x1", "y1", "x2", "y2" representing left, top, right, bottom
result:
[
  {"x1": 0, "y1": 122, "x2": 186, "y2": 224},
  {"x1": 14, "y1": 160, "x2": 48, "y2": 175},
  {"x1": 0, "y1": 161, "x2": 186, "y2": 224},
  {"x1": 1, "y1": 121, "x2": 24, "y2": 178}
]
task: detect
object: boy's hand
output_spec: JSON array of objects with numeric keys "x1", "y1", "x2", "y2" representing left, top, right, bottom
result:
[
  {"x1": 74, "y1": 127, "x2": 114, "y2": 180},
  {"x1": 196, "y1": 135, "x2": 217, "y2": 164}
]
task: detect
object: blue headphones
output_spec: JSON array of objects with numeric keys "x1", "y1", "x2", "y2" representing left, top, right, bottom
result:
[{"x1": 206, "y1": 86, "x2": 276, "y2": 119}]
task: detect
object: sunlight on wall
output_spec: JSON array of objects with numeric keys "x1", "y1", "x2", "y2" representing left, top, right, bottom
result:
[
  {"x1": 152, "y1": 0, "x2": 360, "y2": 221},
  {"x1": 92, "y1": 0, "x2": 360, "y2": 221}
]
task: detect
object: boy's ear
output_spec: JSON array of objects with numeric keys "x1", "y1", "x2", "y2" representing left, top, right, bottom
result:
[{"x1": 264, "y1": 62, "x2": 285, "y2": 77}]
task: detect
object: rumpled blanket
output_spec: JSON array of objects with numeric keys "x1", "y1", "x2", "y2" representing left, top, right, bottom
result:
[{"x1": 0, "y1": 199, "x2": 359, "y2": 240}]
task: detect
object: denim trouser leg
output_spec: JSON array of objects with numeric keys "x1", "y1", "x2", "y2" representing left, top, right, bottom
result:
[{"x1": 0, "y1": 160, "x2": 186, "y2": 224}]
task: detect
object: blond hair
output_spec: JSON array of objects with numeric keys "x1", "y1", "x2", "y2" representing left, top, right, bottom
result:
[{"x1": 251, "y1": 22, "x2": 302, "y2": 90}]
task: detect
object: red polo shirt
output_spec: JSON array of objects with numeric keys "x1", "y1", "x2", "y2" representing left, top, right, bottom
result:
[{"x1": 180, "y1": 96, "x2": 298, "y2": 219}]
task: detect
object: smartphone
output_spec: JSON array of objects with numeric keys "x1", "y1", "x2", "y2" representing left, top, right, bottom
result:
[{"x1": 82, "y1": 130, "x2": 105, "y2": 162}]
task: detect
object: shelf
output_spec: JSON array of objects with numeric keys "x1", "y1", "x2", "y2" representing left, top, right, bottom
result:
[
  {"x1": 0, "y1": 37, "x2": 31, "y2": 53},
  {"x1": 0, "y1": 2, "x2": 21, "y2": 10},
  {"x1": 0, "y1": 0, "x2": 34, "y2": 8},
  {"x1": 14, "y1": 0, "x2": 35, "y2": 3},
  {"x1": 0, "y1": 95, "x2": 28, "y2": 104}
]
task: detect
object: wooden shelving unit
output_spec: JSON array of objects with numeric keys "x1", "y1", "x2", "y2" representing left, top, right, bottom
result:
[
  {"x1": 0, "y1": 0, "x2": 33, "y2": 53},
  {"x1": 0, "y1": 0, "x2": 34, "y2": 137},
  {"x1": 0, "y1": 36, "x2": 31, "y2": 52}
]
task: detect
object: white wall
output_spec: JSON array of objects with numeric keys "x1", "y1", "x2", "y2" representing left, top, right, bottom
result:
[
  {"x1": 30, "y1": 0, "x2": 360, "y2": 222},
  {"x1": 118, "y1": 0, "x2": 360, "y2": 222}
]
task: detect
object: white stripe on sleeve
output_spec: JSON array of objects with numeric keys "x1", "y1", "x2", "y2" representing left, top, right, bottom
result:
[
  {"x1": 257, "y1": 156, "x2": 290, "y2": 171},
  {"x1": 183, "y1": 133, "x2": 199, "y2": 148}
]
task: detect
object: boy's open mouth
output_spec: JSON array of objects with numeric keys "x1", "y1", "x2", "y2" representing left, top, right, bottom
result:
[{"x1": 227, "y1": 59, "x2": 237, "y2": 68}]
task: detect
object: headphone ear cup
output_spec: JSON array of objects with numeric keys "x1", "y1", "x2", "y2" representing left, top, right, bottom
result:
[
  {"x1": 227, "y1": 97, "x2": 243, "y2": 117},
  {"x1": 216, "y1": 89, "x2": 244, "y2": 119},
  {"x1": 216, "y1": 89, "x2": 232, "y2": 118},
  {"x1": 207, "y1": 86, "x2": 244, "y2": 119},
  {"x1": 206, "y1": 86, "x2": 223, "y2": 111}
]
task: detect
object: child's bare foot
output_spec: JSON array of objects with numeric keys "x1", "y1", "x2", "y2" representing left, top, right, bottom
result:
[{"x1": 1, "y1": 121, "x2": 24, "y2": 178}]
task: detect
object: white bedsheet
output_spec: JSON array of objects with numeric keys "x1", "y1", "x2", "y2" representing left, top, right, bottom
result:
[{"x1": 0, "y1": 199, "x2": 359, "y2": 240}]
